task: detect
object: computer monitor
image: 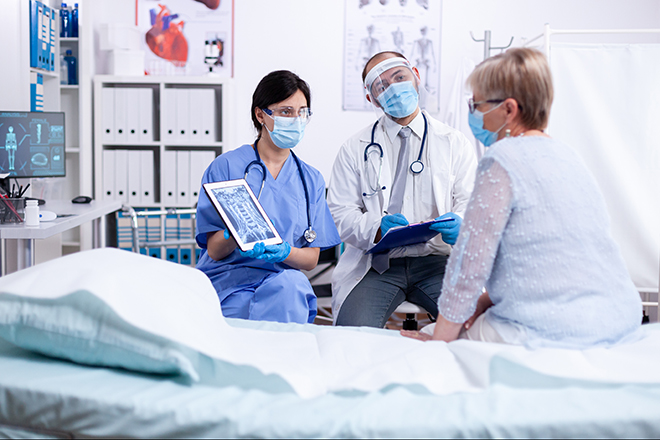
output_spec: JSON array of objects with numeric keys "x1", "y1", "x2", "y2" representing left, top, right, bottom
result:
[{"x1": 0, "y1": 111, "x2": 65, "y2": 178}]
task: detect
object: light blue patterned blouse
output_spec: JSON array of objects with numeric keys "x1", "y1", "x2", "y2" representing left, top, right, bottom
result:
[{"x1": 439, "y1": 136, "x2": 642, "y2": 348}]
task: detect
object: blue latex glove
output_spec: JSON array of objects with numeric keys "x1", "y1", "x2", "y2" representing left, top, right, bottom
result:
[
  {"x1": 380, "y1": 213, "x2": 409, "y2": 236},
  {"x1": 429, "y1": 212, "x2": 462, "y2": 245},
  {"x1": 239, "y1": 241, "x2": 266, "y2": 259},
  {"x1": 256, "y1": 242, "x2": 292, "y2": 263},
  {"x1": 223, "y1": 229, "x2": 231, "y2": 240}
]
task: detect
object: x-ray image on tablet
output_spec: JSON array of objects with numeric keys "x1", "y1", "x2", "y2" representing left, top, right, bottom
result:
[{"x1": 203, "y1": 179, "x2": 283, "y2": 251}]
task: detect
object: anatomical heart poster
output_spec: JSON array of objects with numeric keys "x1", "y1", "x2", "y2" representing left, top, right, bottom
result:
[{"x1": 137, "y1": 0, "x2": 234, "y2": 76}]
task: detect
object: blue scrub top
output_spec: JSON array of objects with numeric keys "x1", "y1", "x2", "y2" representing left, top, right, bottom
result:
[{"x1": 196, "y1": 144, "x2": 340, "y2": 300}]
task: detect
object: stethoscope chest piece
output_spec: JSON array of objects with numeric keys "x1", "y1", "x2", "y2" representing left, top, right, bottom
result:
[
  {"x1": 410, "y1": 160, "x2": 424, "y2": 174},
  {"x1": 304, "y1": 228, "x2": 317, "y2": 243}
]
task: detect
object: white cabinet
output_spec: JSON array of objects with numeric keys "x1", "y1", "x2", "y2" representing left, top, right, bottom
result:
[{"x1": 93, "y1": 76, "x2": 233, "y2": 209}]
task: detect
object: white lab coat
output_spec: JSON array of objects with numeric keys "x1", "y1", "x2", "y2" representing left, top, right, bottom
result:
[{"x1": 327, "y1": 111, "x2": 477, "y2": 321}]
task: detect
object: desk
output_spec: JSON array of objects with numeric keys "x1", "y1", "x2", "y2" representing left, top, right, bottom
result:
[{"x1": 0, "y1": 199, "x2": 123, "y2": 271}]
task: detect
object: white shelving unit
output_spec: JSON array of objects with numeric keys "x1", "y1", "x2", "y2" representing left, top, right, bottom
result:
[
  {"x1": 0, "y1": 1, "x2": 93, "y2": 273},
  {"x1": 58, "y1": 2, "x2": 93, "y2": 254},
  {"x1": 93, "y1": 75, "x2": 233, "y2": 209}
]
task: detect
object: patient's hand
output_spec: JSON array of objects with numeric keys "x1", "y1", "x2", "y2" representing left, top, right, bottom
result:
[
  {"x1": 400, "y1": 330, "x2": 433, "y2": 341},
  {"x1": 464, "y1": 290, "x2": 493, "y2": 330}
]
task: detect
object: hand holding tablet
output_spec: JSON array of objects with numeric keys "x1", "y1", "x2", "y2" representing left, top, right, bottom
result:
[{"x1": 203, "y1": 179, "x2": 283, "y2": 252}]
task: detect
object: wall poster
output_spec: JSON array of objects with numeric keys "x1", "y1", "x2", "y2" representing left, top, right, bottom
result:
[
  {"x1": 136, "y1": 0, "x2": 233, "y2": 76},
  {"x1": 343, "y1": 0, "x2": 441, "y2": 112}
]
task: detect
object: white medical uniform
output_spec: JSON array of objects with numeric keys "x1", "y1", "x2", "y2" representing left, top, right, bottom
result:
[{"x1": 327, "y1": 110, "x2": 477, "y2": 320}]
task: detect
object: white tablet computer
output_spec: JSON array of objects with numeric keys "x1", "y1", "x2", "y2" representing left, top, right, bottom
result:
[{"x1": 203, "y1": 179, "x2": 283, "y2": 252}]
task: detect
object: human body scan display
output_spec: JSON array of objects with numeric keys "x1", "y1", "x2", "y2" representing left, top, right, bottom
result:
[
  {"x1": 0, "y1": 112, "x2": 65, "y2": 177},
  {"x1": 203, "y1": 179, "x2": 283, "y2": 251}
]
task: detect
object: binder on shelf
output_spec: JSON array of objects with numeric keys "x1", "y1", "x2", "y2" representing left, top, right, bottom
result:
[
  {"x1": 114, "y1": 88, "x2": 128, "y2": 143},
  {"x1": 102, "y1": 149, "x2": 115, "y2": 200},
  {"x1": 102, "y1": 87, "x2": 115, "y2": 143},
  {"x1": 41, "y1": 5, "x2": 51, "y2": 71},
  {"x1": 138, "y1": 88, "x2": 154, "y2": 143},
  {"x1": 49, "y1": 6, "x2": 56, "y2": 71},
  {"x1": 201, "y1": 88, "x2": 216, "y2": 142},
  {"x1": 126, "y1": 90, "x2": 140, "y2": 143},
  {"x1": 162, "y1": 88, "x2": 177, "y2": 143},
  {"x1": 30, "y1": 1, "x2": 40, "y2": 69},
  {"x1": 114, "y1": 149, "x2": 128, "y2": 203},
  {"x1": 145, "y1": 208, "x2": 161, "y2": 246},
  {"x1": 188, "y1": 89, "x2": 204, "y2": 143},
  {"x1": 35, "y1": 1, "x2": 45, "y2": 69},
  {"x1": 127, "y1": 149, "x2": 141, "y2": 206},
  {"x1": 161, "y1": 150, "x2": 177, "y2": 205},
  {"x1": 189, "y1": 150, "x2": 215, "y2": 200},
  {"x1": 165, "y1": 214, "x2": 179, "y2": 263},
  {"x1": 116, "y1": 210, "x2": 133, "y2": 251},
  {"x1": 175, "y1": 88, "x2": 190, "y2": 143},
  {"x1": 30, "y1": 72, "x2": 44, "y2": 112},
  {"x1": 176, "y1": 150, "x2": 191, "y2": 206},
  {"x1": 179, "y1": 212, "x2": 194, "y2": 266},
  {"x1": 139, "y1": 149, "x2": 155, "y2": 205}
]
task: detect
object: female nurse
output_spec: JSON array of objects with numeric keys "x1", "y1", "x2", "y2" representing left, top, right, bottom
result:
[{"x1": 195, "y1": 70, "x2": 341, "y2": 324}]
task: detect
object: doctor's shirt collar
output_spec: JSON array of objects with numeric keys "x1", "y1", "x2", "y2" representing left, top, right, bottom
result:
[{"x1": 382, "y1": 110, "x2": 425, "y2": 144}]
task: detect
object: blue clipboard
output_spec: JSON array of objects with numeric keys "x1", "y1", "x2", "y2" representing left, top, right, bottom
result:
[{"x1": 367, "y1": 218, "x2": 453, "y2": 254}]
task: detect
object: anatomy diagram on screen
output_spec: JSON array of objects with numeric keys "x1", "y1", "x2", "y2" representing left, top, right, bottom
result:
[
  {"x1": 410, "y1": 26, "x2": 436, "y2": 92},
  {"x1": 146, "y1": 4, "x2": 189, "y2": 67},
  {"x1": 213, "y1": 187, "x2": 275, "y2": 243},
  {"x1": 4, "y1": 127, "x2": 17, "y2": 171},
  {"x1": 0, "y1": 117, "x2": 64, "y2": 176}
]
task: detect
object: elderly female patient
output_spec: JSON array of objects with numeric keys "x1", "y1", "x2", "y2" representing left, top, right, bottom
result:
[{"x1": 403, "y1": 47, "x2": 642, "y2": 348}]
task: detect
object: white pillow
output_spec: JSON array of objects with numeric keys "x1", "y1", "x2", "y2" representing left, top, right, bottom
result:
[{"x1": 0, "y1": 248, "x2": 227, "y2": 381}]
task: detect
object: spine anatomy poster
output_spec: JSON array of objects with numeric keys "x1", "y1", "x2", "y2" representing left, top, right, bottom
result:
[
  {"x1": 343, "y1": 0, "x2": 441, "y2": 112},
  {"x1": 137, "y1": 0, "x2": 233, "y2": 76}
]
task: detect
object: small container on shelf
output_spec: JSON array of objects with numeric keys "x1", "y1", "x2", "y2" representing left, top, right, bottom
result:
[
  {"x1": 71, "y1": 4, "x2": 79, "y2": 38},
  {"x1": 64, "y1": 50, "x2": 78, "y2": 85},
  {"x1": 60, "y1": 54, "x2": 68, "y2": 85},
  {"x1": 60, "y1": 3, "x2": 71, "y2": 38}
]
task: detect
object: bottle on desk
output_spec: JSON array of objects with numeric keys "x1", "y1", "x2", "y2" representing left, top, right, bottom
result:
[{"x1": 25, "y1": 200, "x2": 40, "y2": 227}]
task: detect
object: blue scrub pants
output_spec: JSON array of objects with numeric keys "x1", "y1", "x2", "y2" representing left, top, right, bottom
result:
[
  {"x1": 336, "y1": 255, "x2": 448, "y2": 328},
  {"x1": 220, "y1": 269, "x2": 317, "y2": 324}
]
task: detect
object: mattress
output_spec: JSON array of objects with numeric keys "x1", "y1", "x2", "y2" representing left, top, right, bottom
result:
[{"x1": 2, "y1": 319, "x2": 660, "y2": 439}]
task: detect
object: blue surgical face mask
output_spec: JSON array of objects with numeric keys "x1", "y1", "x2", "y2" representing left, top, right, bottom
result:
[
  {"x1": 377, "y1": 81, "x2": 419, "y2": 118},
  {"x1": 468, "y1": 103, "x2": 505, "y2": 147},
  {"x1": 265, "y1": 116, "x2": 305, "y2": 149}
]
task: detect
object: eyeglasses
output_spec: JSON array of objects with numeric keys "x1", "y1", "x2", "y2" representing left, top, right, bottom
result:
[
  {"x1": 468, "y1": 98, "x2": 505, "y2": 114},
  {"x1": 262, "y1": 107, "x2": 313, "y2": 124}
]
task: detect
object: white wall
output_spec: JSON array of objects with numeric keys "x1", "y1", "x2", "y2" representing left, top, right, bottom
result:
[{"x1": 90, "y1": 0, "x2": 660, "y2": 182}]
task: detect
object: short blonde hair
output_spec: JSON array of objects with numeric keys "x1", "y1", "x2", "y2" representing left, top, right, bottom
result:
[{"x1": 467, "y1": 47, "x2": 553, "y2": 130}]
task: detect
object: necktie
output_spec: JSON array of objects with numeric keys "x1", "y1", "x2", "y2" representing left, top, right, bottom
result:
[
  {"x1": 388, "y1": 126, "x2": 412, "y2": 214},
  {"x1": 372, "y1": 126, "x2": 412, "y2": 274}
]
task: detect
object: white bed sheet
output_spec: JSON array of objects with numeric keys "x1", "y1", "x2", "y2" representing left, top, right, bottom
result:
[{"x1": 2, "y1": 320, "x2": 660, "y2": 438}]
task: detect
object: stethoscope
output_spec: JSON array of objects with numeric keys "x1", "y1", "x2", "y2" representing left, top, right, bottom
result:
[
  {"x1": 363, "y1": 112, "x2": 428, "y2": 197},
  {"x1": 244, "y1": 145, "x2": 317, "y2": 243}
]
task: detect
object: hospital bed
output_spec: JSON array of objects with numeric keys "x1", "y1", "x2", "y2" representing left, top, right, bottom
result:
[{"x1": 1, "y1": 248, "x2": 660, "y2": 438}]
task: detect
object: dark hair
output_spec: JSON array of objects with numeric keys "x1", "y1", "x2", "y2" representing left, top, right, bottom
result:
[
  {"x1": 251, "y1": 70, "x2": 311, "y2": 134},
  {"x1": 361, "y1": 51, "x2": 407, "y2": 82}
]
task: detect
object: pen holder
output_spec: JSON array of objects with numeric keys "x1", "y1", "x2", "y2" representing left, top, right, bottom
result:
[{"x1": 0, "y1": 198, "x2": 26, "y2": 223}]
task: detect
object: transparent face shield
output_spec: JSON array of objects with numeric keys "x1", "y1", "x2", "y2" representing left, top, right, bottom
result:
[{"x1": 363, "y1": 57, "x2": 429, "y2": 120}]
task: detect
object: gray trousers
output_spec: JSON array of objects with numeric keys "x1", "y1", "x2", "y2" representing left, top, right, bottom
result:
[{"x1": 336, "y1": 255, "x2": 449, "y2": 328}]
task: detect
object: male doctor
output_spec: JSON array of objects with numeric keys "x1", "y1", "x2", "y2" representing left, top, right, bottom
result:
[{"x1": 327, "y1": 51, "x2": 477, "y2": 328}]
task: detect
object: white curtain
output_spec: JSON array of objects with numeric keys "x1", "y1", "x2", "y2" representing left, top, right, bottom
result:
[{"x1": 547, "y1": 42, "x2": 660, "y2": 290}]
